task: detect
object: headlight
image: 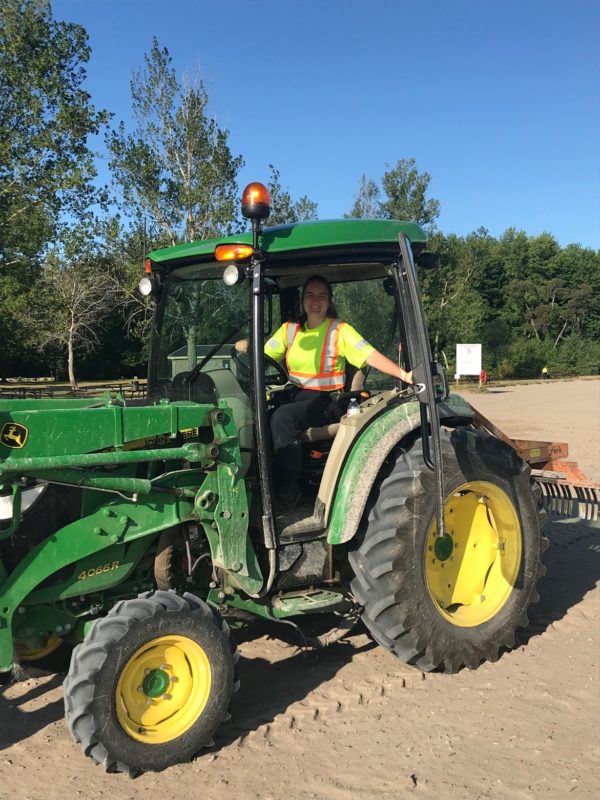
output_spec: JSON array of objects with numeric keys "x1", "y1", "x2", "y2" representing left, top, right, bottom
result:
[
  {"x1": 223, "y1": 264, "x2": 244, "y2": 286},
  {"x1": 138, "y1": 276, "x2": 154, "y2": 296}
]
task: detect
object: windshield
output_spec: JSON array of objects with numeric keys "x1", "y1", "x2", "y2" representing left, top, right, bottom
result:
[
  {"x1": 151, "y1": 272, "x2": 248, "y2": 396},
  {"x1": 150, "y1": 267, "x2": 403, "y2": 397},
  {"x1": 333, "y1": 277, "x2": 399, "y2": 388}
]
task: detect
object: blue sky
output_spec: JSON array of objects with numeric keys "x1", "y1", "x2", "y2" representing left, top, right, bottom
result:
[{"x1": 53, "y1": 0, "x2": 599, "y2": 249}]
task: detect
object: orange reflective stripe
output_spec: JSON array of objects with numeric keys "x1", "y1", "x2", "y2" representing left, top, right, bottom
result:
[
  {"x1": 287, "y1": 374, "x2": 345, "y2": 390},
  {"x1": 284, "y1": 322, "x2": 300, "y2": 373},
  {"x1": 289, "y1": 369, "x2": 341, "y2": 377},
  {"x1": 286, "y1": 322, "x2": 300, "y2": 347},
  {"x1": 324, "y1": 320, "x2": 343, "y2": 374},
  {"x1": 319, "y1": 319, "x2": 335, "y2": 374}
]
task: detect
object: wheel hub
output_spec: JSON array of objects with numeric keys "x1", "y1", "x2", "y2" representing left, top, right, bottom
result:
[
  {"x1": 434, "y1": 533, "x2": 454, "y2": 561},
  {"x1": 425, "y1": 481, "x2": 522, "y2": 627},
  {"x1": 116, "y1": 634, "x2": 211, "y2": 744},
  {"x1": 142, "y1": 668, "x2": 170, "y2": 698}
]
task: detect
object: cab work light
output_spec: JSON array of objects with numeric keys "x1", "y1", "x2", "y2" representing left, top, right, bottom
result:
[
  {"x1": 223, "y1": 264, "x2": 245, "y2": 286},
  {"x1": 138, "y1": 276, "x2": 154, "y2": 296}
]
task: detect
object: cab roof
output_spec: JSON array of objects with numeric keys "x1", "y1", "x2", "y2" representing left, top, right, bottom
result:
[{"x1": 148, "y1": 218, "x2": 428, "y2": 275}]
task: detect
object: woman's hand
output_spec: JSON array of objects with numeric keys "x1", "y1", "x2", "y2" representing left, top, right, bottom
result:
[{"x1": 235, "y1": 339, "x2": 249, "y2": 353}]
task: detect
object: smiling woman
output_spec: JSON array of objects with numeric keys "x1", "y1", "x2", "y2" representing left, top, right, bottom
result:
[{"x1": 264, "y1": 274, "x2": 413, "y2": 511}]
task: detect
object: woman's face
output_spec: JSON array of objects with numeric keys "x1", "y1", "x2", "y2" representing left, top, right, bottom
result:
[{"x1": 302, "y1": 280, "x2": 330, "y2": 318}]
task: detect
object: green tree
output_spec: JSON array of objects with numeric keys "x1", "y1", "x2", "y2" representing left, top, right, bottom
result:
[
  {"x1": 267, "y1": 165, "x2": 318, "y2": 225},
  {"x1": 348, "y1": 158, "x2": 440, "y2": 229},
  {"x1": 379, "y1": 159, "x2": 440, "y2": 228},
  {"x1": 30, "y1": 220, "x2": 119, "y2": 387},
  {"x1": 0, "y1": 0, "x2": 108, "y2": 269},
  {"x1": 0, "y1": 0, "x2": 109, "y2": 378},
  {"x1": 108, "y1": 38, "x2": 243, "y2": 247},
  {"x1": 346, "y1": 175, "x2": 380, "y2": 218}
]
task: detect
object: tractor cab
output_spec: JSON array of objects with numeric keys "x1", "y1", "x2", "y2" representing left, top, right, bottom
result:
[{"x1": 144, "y1": 183, "x2": 447, "y2": 539}]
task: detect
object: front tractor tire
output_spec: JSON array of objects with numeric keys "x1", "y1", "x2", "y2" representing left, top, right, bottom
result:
[
  {"x1": 349, "y1": 428, "x2": 546, "y2": 673},
  {"x1": 64, "y1": 590, "x2": 237, "y2": 775}
]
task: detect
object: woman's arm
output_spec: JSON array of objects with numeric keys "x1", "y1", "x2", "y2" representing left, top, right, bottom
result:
[{"x1": 366, "y1": 349, "x2": 413, "y2": 384}]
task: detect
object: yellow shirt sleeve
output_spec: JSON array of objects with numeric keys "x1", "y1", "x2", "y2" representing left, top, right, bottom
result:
[
  {"x1": 264, "y1": 322, "x2": 288, "y2": 361},
  {"x1": 339, "y1": 322, "x2": 375, "y2": 369}
]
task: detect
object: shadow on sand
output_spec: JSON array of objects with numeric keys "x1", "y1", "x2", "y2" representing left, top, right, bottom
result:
[
  {"x1": 517, "y1": 516, "x2": 600, "y2": 645},
  {"x1": 1, "y1": 516, "x2": 597, "y2": 755},
  {"x1": 0, "y1": 671, "x2": 65, "y2": 749}
]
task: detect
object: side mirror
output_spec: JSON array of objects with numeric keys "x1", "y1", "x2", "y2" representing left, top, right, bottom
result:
[
  {"x1": 416, "y1": 252, "x2": 441, "y2": 269},
  {"x1": 382, "y1": 276, "x2": 396, "y2": 296}
]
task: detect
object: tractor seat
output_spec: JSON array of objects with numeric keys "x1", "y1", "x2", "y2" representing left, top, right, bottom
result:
[{"x1": 300, "y1": 422, "x2": 340, "y2": 442}]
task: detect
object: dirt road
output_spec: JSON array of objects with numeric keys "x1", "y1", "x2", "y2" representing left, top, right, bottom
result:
[{"x1": 1, "y1": 379, "x2": 598, "y2": 800}]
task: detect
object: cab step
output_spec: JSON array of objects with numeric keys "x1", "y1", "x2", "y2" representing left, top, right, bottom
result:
[{"x1": 271, "y1": 588, "x2": 350, "y2": 615}]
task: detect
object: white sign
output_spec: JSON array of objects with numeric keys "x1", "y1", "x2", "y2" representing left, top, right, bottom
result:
[{"x1": 456, "y1": 343, "x2": 482, "y2": 377}]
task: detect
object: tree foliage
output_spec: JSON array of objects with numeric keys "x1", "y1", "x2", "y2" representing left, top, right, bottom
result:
[
  {"x1": 0, "y1": 0, "x2": 108, "y2": 270},
  {"x1": 348, "y1": 158, "x2": 440, "y2": 229},
  {"x1": 267, "y1": 165, "x2": 318, "y2": 226},
  {"x1": 0, "y1": 7, "x2": 597, "y2": 383},
  {"x1": 30, "y1": 220, "x2": 119, "y2": 386},
  {"x1": 107, "y1": 38, "x2": 243, "y2": 247},
  {"x1": 0, "y1": 0, "x2": 108, "y2": 379}
]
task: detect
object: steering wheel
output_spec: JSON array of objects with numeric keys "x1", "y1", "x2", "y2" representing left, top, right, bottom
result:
[{"x1": 230, "y1": 347, "x2": 289, "y2": 386}]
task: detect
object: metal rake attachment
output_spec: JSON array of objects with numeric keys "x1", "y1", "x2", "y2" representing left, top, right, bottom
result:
[
  {"x1": 470, "y1": 405, "x2": 599, "y2": 523},
  {"x1": 534, "y1": 473, "x2": 599, "y2": 522}
]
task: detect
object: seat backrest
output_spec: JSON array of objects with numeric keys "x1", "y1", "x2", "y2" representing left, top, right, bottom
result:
[{"x1": 344, "y1": 364, "x2": 365, "y2": 392}]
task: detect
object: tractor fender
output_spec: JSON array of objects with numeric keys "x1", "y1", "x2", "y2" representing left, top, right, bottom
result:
[{"x1": 325, "y1": 393, "x2": 475, "y2": 546}]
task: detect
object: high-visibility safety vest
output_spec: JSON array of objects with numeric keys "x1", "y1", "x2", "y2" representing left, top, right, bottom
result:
[
  {"x1": 265, "y1": 318, "x2": 374, "y2": 392},
  {"x1": 285, "y1": 319, "x2": 345, "y2": 390}
]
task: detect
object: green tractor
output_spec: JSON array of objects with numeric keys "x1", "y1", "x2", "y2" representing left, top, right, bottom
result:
[{"x1": 0, "y1": 183, "x2": 546, "y2": 774}]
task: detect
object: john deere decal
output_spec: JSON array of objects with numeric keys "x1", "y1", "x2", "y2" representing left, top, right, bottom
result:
[{"x1": 0, "y1": 423, "x2": 29, "y2": 449}]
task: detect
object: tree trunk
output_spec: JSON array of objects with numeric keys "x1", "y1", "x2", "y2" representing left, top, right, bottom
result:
[
  {"x1": 554, "y1": 320, "x2": 568, "y2": 348},
  {"x1": 68, "y1": 331, "x2": 77, "y2": 388},
  {"x1": 529, "y1": 317, "x2": 540, "y2": 341},
  {"x1": 187, "y1": 325, "x2": 198, "y2": 371}
]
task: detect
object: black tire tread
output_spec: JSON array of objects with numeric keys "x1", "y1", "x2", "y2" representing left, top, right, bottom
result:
[
  {"x1": 350, "y1": 428, "x2": 545, "y2": 673},
  {"x1": 64, "y1": 590, "x2": 237, "y2": 775}
]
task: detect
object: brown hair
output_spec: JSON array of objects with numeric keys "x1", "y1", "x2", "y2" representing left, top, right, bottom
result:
[{"x1": 298, "y1": 275, "x2": 338, "y2": 328}]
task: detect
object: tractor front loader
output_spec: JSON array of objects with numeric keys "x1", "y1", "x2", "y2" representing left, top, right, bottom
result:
[{"x1": 0, "y1": 182, "x2": 595, "y2": 775}]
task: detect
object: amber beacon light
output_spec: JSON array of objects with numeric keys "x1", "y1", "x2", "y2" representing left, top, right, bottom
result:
[
  {"x1": 214, "y1": 244, "x2": 254, "y2": 262},
  {"x1": 241, "y1": 182, "x2": 271, "y2": 221}
]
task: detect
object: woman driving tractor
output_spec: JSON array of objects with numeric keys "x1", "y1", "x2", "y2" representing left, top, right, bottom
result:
[{"x1": 241, "y1": 274, "x2": 413, "y2": 512}]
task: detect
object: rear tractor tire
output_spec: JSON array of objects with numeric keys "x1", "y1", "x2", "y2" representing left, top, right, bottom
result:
[
  {"x1": 349, "y1": 428, "x2": 546, "y2": 673},
  {"x1": 64, "y1": 590, "x2": 238, "y2": 775}
]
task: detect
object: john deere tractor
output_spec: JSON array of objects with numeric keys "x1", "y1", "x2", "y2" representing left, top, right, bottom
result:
[{"x1": 0, "y1": 183, "x2": 545, "y2": 774}]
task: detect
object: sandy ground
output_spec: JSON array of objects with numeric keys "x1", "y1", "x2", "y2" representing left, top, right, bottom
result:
[{"x1": 0, "y1": 379, "x2": 598, "y2": 800}]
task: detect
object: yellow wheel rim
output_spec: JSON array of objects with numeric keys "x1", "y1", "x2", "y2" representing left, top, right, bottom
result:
[
  {"x1": 425, "y1": 481, "x2": 522, "y2": 627},
  {"x1": 116, "y1": 634, "x2": 211, "y2": 744},
  {"x1": 15, "y1": 635, "x2": 63, "y2": 662}
]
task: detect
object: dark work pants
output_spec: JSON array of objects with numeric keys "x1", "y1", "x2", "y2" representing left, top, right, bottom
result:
[{"x1": 270, "y1": 388, "x2": 333, "y2": 499}]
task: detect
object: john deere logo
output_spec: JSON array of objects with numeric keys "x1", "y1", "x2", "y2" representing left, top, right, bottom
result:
[{"x1": 1, "y1": 423, "x2": 29, "y2": 449}]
